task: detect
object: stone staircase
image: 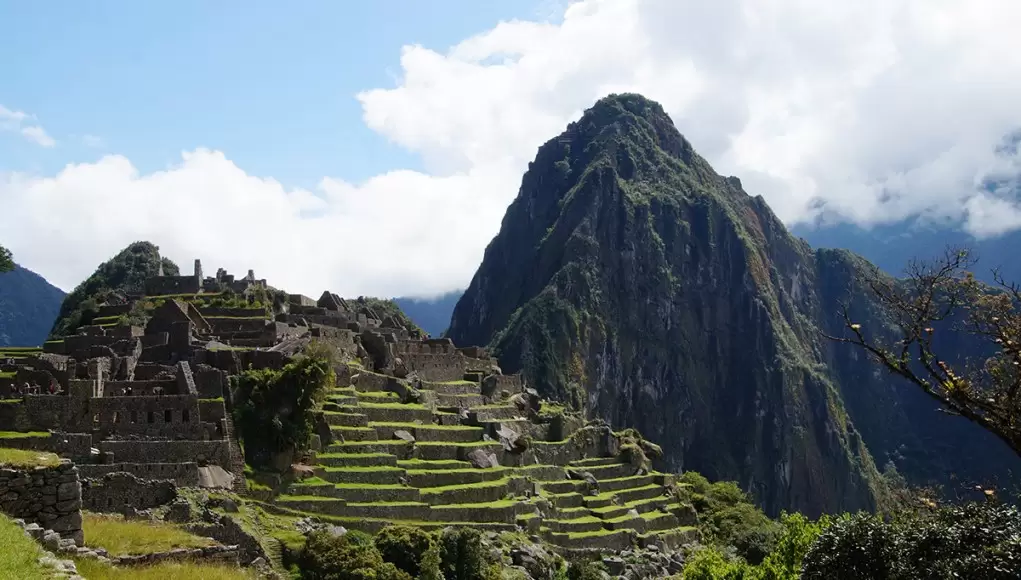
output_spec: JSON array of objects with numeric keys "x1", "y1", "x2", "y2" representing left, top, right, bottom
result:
[{"x1": 271, "y1": 364, "x2": 699, "y2": 553}]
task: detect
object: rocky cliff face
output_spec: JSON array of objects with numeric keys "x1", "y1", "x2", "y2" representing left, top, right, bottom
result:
[{"x1": 448, "y1": 94, "x2": 1019, "y2": 516}]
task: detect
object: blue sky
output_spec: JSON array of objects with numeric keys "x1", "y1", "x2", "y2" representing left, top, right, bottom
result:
[
  {"x1": 1, "y1": 0, "x2": 1018, "y2": 298},
  {"x1": 0, "y1": 1, "x2": 550, "y2": 187}
]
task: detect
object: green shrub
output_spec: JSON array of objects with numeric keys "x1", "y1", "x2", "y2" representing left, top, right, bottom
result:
[
  {"x1": 299, "y1": 530, "x2": 410, "y2": 580},
  {"x1": 677, "y1": 472, "x2": 780, "y2": 564},
  {"x1": 681, "y1": 546, "x2": 753, "y2": 580},
  {"x1": 802, "y1": 501, "x2": 1021, "y2": 580},
  {"x1": 232, "y1": 341, "x2": 334, "y2": 468},
  {"x1": 437, "y1": 527, "x2": 500, "y2": 580},
  {"x1": 566, "y1": 557, "x2": 607, "y2": 580},
  {"x1": 374, "y1": 525, "x2": 436, "y2": 578},
  {"x1": 753, "y1": 512, "x2": 829, "y2": 580}
]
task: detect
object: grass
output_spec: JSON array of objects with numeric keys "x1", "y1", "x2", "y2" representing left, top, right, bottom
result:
[
  {"x1": 73, "y1": 558, "x2": 256, "y2": 580},
  {"x1": 368, "y1": 422, "x2": 483, "y2": 431},
  {"x1": 83, "y1": 512, "x2": 215, "y2": 556},
  {"x1": 0, "y1": 373, "x2": 15, "y2": 379},
  {"x1": 204, "y1": 316, "x2": 267, "y2": 320},
  {"x1": 0, "y1": 431, "x2": 48, "y2": 439},
  {"x1": 198, "y1": 397, "x2": 225, "y2": 403},
  {"x1": 0, "y1": 346, "x2": 42, "y2": 352},
  {"x1": 0, "y1": 448, "x2": 60, "y2": 468},
  {"x1": 356, "y1": 401, "x2": 426, "y2": 410},
  {"x1": 0, "y1": 515, "x2": 50, "y2": 580}
]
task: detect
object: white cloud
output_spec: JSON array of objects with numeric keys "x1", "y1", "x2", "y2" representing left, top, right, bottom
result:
[
  {"x1": 0, "y1": 104, "x2": 56, "y2": 147},
  {"x1": 81, "y1": 134, "x2": 103, "y2": 148},
  {"x1": 4, "y1": 0, "x2": 1021, "y2": 298}
]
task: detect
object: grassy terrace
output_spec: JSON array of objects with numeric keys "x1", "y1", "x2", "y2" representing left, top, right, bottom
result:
[
  {"x1": 83, "y1": 512, "x2": 215, "y2": 556},
  {"x1": 0, "y1": 514, "x2": 51, "y2": 580},
  {"x1": 267, "y1": 363, "x2": 698, "y2": 553},
  {"x1": 0, "y1": 448, "x2": 60, "y2": 468}
]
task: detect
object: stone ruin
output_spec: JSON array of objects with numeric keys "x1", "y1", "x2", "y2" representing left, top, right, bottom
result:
[{"x1": 0, "y1": 257, "x2": 701, "y2": 557}]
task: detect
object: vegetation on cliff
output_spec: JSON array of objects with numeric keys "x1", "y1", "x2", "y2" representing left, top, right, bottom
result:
[
  {"x1": 49, "y1": 241, "x2": 178, "y2": 338},
  {"x1": 447, "y1": 93, "x2": 886, "y2": 515},
  {"x1": 232, "y1": 341, "x2": 334, "y2": 467},
  {"x1": 0, "y1": 244, "x2": 12, "y2": 273},
  {"x1": 351, "y1": 296, "x2": 425, "y2": 335}
]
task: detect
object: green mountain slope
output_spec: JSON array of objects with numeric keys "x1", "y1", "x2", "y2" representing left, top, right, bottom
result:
[
  {"x1": 0, "y1": 265, "x2": 65, "y2": 346},
  {"x1": 448, "y1": 94, "x2": 1019, "y2": 516},
  {"x1": 49, "y1": 241, "x2": 178, "y2": 338}
]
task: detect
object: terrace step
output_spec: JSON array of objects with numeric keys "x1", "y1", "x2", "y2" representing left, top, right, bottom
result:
[
  {"x1": 323, "y1": 412, "x2": 369, "y2": 427},
  {"x1": 541, "y1": 480, "x2": 587, "y2": 495},
  {"x1": 276, "y1": 496, "x2": 349, "y2": 515},
  {"x1": 568, "y1": 457, "x2": 623, "y2": 468},
  {"x1": 339, "y1": 502, "x2": 432, "y2": 521},
  {"x1": 329, "y1": 426, "x2": 379, "y2": 442},
  {"x1": 640, "y1": 526, "x2": 699, "y2": 551},
  {"x1": 315, "y1": 453, "x2": 398, "y2": 468},
  {"x1": 546, "y1": 517, "x2": 606, "y2": 534},
  {"x1": 327, "y1": 395, "x2": 359, "y2": 406},
  {"x1": 371, "y1": 422, "x2": 484, "y2": 443},
  {"x1": 331, "y1": 484, "x2": 422, "y2": 503},
  {"x1": 317, "y1": 466, "x2": 406, "y2": 485},
  {"x1": 405, "y1": 467, "x2": 510, "y2": 488},
  {"x1": 396, "y1": 459, "x2": 471, "y2": 470},
  {"x1": 421, "y1": 381, "x2": 481, "y2": 395},
  {"x1": 598, "y1": 474, "x2": 656, "y2": 493},
  {"x1": 544, "y1": 529, "x2": 634, "y2": 552},
  {"x1": 412, "y1": 441, "x2": 504, "y2": 462},
  {"x1": 467, "y1": 405, "x2": 523, "y2": 422},
  {"x1": 355, "y1": 391, "x2": 402, "y2": 403},
  {"x1": 353, "y1": 404, "x2": 434, "y2": 424},
  {"x1": 584, "y1": 484, "x2": 668, "y2": 508},
  {"x1": 576, "y1": 462, "x2": 636, "y2": 481},
  {"x1": 419, "y1": 478, "x2": 511, "y2": 505},
  {"x1": 515, "y1": 465, "x2": 568, "y2": 481},
  {"x1": 549, "y1": 492, "x2": 585, "y2": 509},
  {"x1": 641, "y1": 512, "x2": 681, "y2": 533},
  {"x1": 434, "y1": 393, "x2": 487, "y2": 408},
  {"x1": 554, "y1": 506, "x2": 592, "y2": 521},
  {"x1": 327, "y1": 440, "x2": 413, "y2": 458},
  {"x1": 430, "y1": 500, "x2": 524, "y2": 524}
]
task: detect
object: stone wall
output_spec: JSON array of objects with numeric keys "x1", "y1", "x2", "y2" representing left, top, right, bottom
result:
[
  {"x1": 97, "y1": 440, "x2": 233, "y2": 466},
  {"x1": 0, "y1": 461, "x2": 84, "y2": 544},
  {"x1": 78, "y1": 462, "x2": 200, "y2": 486},
  {"x1": 145, "y1": 275, "x2": 200, "y2": 296},
  {"x1": 81, "y1": 472, "x2": 177, "y2": 513}
]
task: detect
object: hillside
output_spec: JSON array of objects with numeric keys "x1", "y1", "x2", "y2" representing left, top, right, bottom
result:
[
  {"x1": 49, "y1": 241, "x2": 178, "y2": 338},
  {"x1": 0, "y1": 265, "x2": 65, "y2": 347},
  {"x1": 447, "y1": 93, "x2": 1020, "y2": 516}
]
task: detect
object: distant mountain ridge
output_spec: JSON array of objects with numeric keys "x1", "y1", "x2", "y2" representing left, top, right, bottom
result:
[
  {"x1": 394, "y1": 291, "x2": 462, "y2": 337},
  {"x1": 0, "y1": 265, "x2": 65, "y2": 346}
]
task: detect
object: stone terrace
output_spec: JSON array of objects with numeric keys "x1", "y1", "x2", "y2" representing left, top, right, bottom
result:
[{"x1": 267, "y1": 356, "x2": 699, "y2": 554}]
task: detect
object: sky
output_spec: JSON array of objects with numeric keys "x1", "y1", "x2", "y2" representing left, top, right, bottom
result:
[{"x1": 2, "y1": 0, "x2": 1021, "y2": 298}]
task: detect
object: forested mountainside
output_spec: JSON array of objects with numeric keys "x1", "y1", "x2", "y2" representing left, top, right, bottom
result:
[
  {"x1": 0, "y1": 265, "x2": 64, "y2": 347},
  {"x1": 447, "y1": 93, "x2": 1020, "y2": 516}
]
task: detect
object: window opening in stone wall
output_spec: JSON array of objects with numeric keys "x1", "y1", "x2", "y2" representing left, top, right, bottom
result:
[
  {"x1": 165, "y1": 409, "x2": 172, "y2": 423},
  {"x1": 113, "y1": 411, "x2": 119, "y2": 424},
  {"x1": 182, "y1": 409, "x2": 190, "y2": 422},
  {"x1": 148, "y1": 411, "x2": 155, "y2": 424},
  {"x1": 131, "y1": 411, "x2": 137, "y2": 424}
]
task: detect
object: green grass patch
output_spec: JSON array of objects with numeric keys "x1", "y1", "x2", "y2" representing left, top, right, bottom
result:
[
  {"x1": 83, "y1": 512, "x2": 215, "y2": 556},
  {"x1": 292, "y1": 476, "x2": 331, "y2": 486},
  {"x1": 0, "y1": 372, "x2": 16, "y2": 379},
  {"x1": 73, "y1": 557, "x2": 256, "y2": 580},
  {"x1": 0, "y1": 431, "x2": 48, "y2": 439},
  {"x1": 199, "y1": 397, "x2": 224, "y2": 403},
  {"x1": 321, "y1": 466, "x2": 404, "y2": 473},
  {"x1": 0, "y1": 448, "x2": 60, "y2": 468},
  {"x1": 354, "y1": 391, "x2": 399, "y2": 399},
  {"x1": 316, "y1": 452, "x2": 394, "y2": 460},
  {"x1": 368, "y1": 422, "x2": 482, "y2": 431},
  {"x1": 396, "y1": 459, "x2": 470, "y2": 469},
  {"x1": 0, "y1": 515, "x2": 50, "y2": 579},
  {"x1": 414, "y1": 441, "x2": 503, "y2": 448},
  {"x1": 356, "y1": 401, "x2": 426, "y2": 410},
  {"x1": 0, "y1": 346, "x2": 42, "y2": 352},
  {"x1": 205, "y1": 316, "x2": 267, "y2": 320}
]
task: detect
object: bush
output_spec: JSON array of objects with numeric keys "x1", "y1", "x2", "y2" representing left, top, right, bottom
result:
[
  {"x1": 677, "y1": 472, "x2": 780, "y2": 564},
  {"x1": 232, "y1": 341, "x2": 334, "y2": 468},
  {"x1": 802, "y1": 501, "x2": 1021, "y2": 580},
  {"x1": 374, "y1": 525, "x2": 437, "y2": 578},
  {"x1": 681, "y1": 546, "x2": 753, "y2": 580},
  {"x1": 566, "y1": 558, "x2": 607, "y2": 580},
  {"x1": 300, "y1": 530, "x2": 410, "y2": 580},
  {"x1": 438, "y1": 527, "x2": 500, "y2": 580}
]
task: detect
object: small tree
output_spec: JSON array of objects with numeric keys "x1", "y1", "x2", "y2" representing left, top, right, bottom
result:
[
  {"x1": 827, "y1": 246, "x2": 1021, "y2": 457},
  {"x1": 0, "y1": 244, "x2": 13, "y2": 273},
  {"x1": 232, "y1": 341, "x2": 334, "y2": 467}
]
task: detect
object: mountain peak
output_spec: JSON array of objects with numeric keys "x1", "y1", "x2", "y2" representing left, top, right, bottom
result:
[{"x1": 565, "y1": 93, "x2": 694, "y2": 164}]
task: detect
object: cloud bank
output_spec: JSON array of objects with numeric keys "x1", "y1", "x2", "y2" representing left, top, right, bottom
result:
[
  {"x1": 3, "y1": 0, "x2": 1020, "y2": 297},
  {"x1": 0, "y1": 104, "x2": 55, "y2": 147}
]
